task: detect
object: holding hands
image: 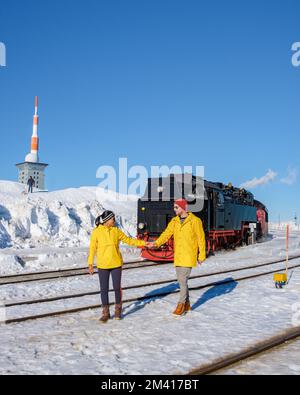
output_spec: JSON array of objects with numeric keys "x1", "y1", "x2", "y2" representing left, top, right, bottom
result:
[{"x1": 145, "y1": 241, "x2": 156, "y2": 249}]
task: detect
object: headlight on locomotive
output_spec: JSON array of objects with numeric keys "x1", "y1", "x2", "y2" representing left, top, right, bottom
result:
[{"x1": 138, "y1": 222, "x2": 145, "y2": 230}]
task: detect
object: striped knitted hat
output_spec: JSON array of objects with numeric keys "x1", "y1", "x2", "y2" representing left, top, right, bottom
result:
[{"x1": 95, "y1": 210, "x2": 115, "y2": 226}]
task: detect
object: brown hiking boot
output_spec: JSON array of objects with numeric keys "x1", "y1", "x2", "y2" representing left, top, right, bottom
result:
[
  {"x1": 172, "y1": 303, "x2": 186, "y2": 316},
  {"x1": 115, "y1": 304, "x2": 122, "y2": 320},
  {"x1": 185, "y1": 301, "x2": 191, "y2": 312},
  {"x1": 99, "y1": 306, "x2": 110, "y2": 323}
]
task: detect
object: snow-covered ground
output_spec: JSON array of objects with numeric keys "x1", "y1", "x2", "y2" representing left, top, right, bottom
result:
[
  {"x1": 218, "y1": 339, "x2": 300, "y2": 375},
  {"x1": 1, "y1": 180, "x2": 300, "y2": 374},
  {"x1": 0, "y1": 245, "x2": 142, "y2": 276},
  {"x1": 0, "y1": 229, "x2": 300, "y2": 375}
]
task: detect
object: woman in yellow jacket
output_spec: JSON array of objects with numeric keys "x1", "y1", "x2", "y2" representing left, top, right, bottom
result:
[
  {"x1": 149, "y1": 199, "x2": 206, "y2": 316},
  {"x1": 88, "y1": 210, "x2": 146, "y2": 323}
]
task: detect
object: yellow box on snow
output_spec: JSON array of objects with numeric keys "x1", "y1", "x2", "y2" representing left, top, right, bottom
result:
[{"x1": 273, "y1": 273, "x2": 287, "y2": 283}]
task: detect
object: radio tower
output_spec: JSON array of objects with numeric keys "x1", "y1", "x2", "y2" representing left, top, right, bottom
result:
[{"x1": 25, "y1": 95, "x2": 40, "y2": 163}]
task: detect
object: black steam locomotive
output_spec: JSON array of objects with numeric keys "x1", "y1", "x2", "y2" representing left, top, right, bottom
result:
[{"x1": 137, "y1": 174, "x2": 268, "y2": 261}]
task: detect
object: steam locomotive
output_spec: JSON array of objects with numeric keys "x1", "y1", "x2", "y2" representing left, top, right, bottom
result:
[{"x1": 137, "y1": 174, "x2": 268, "y2": 261}]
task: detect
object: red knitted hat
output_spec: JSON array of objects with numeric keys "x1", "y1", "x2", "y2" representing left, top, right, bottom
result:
[{"x1": 175, "y1": 199, "x2": 188, "y2": 211}]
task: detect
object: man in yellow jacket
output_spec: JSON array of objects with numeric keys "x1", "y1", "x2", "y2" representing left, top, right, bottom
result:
[
  {"x1": 88, "y1": 210, "x2": 146, "y2": 323},
  {"x1": 150, "y1": 199, "x2": 206, "y2": 316}
]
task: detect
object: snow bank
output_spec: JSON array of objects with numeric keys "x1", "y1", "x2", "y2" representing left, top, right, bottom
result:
[{"x1": 0, "y1": 180, "x2": 139, "y2": 250}]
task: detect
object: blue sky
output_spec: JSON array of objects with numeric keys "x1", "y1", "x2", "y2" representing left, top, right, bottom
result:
[{"x1": 0, "y1": 0, "x2": 299, "y2": 222}]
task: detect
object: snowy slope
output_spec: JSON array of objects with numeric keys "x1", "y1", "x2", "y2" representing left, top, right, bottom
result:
[{"x1": 0, "y1": 180, "x2": 139, "y2": 250}]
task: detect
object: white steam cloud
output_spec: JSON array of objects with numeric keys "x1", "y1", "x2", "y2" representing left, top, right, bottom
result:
[
  {"x1": 240, "y1": 169, "x2": 277, "y2": 189},
  {"x1": 280, "y1": 167, "x2": 298, "y2": 186}
]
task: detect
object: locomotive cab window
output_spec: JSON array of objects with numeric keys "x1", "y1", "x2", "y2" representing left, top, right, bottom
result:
[{"x1": 217, "y1": 192, "x2": 224, "y2": 207}]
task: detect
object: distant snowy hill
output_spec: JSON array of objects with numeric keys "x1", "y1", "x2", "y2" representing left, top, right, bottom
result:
[{"x1": 0, "y1": 180, "x2": 139, "y2": 249}]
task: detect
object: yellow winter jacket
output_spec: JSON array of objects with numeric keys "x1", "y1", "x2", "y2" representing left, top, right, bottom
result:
[
  {"x1": 155, "y1": 212, "x2": 206, "y2": 267},
  {"x1": 88, "y1": 225, "x2": 145, "y2": 269}
]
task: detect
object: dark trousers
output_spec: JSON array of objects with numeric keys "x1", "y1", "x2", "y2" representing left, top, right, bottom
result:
[
  {"x1": 28, "y1": 185, "x2": 33, "y2": 193},
  {"x1": 98, "y1": 267, "x2": 122, "y2": 306}
]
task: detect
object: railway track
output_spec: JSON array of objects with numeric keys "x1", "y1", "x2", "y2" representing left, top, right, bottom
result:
[
  {"x1": 0, "y1": 259, "x2": 164, "y2": 285},
  {"x1": 2, "y1": 252, "x2": 300, "y2": 287},
  {"x1": 5, "y1": 254, "x2": 300, "y2": 309},
  {"x1": 3, "y1": 256, "x2": 300, "y2": 324},
  {"x1": 188, "y1": 326, "x2": 300, "y2": 375}
]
